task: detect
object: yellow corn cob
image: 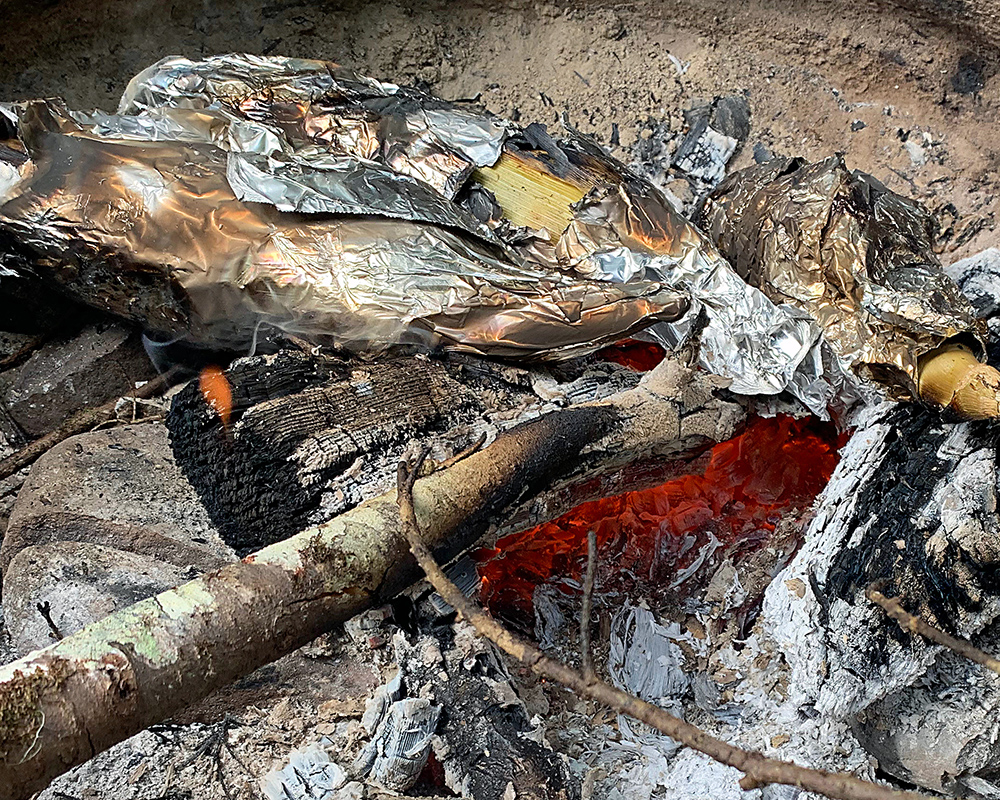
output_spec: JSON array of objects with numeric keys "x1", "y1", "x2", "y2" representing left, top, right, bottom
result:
[
  {"x1": 472, "y1": 150, "x2": 595, "y2": 242},
  {"x1": 917, "y1": 343, "x2": 1000, "y2": 419}
]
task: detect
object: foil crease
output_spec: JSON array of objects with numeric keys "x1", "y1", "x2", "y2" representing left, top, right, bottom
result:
[
  {"x1": 547, "y1": 162, "x2": 852, "y2": 410},
  {"x1": 0, "y1": 99, "x2": 688, "y2": 358},
  {"x1": 698, "y1": 156, "x2": 985, "y2": 397},
  {"x1": 118, "y1": 54, "x2": 508, "y2": 197}
]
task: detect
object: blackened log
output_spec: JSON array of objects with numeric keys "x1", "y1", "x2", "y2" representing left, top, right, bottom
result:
[
  {"x1": 167, "y1": 350, "x2": 684, "y2": 554},
  {"x1": 763, "y1": 401, "x2": 1000, "y2": 720},
  {"x1": 168, "y1": 352, "x2": 485, "y2": 552}
]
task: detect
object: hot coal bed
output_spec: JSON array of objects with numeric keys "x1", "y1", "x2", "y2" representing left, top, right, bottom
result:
[{"x1": 2, "y1": 2, "x2": 1000, "y2": 800}]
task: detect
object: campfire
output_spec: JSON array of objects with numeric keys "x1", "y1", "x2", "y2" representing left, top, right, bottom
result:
[
  {"x1": 476, "y1": 413, "x2": 845, "y2": 625},
  {"x1": 2, "y1": 4, "x2": 1000, "y2": 800}
]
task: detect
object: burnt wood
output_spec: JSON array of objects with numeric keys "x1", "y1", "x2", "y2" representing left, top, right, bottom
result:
[{"x1": 168, "y1": 351, "x2": 486, "y2": 553}]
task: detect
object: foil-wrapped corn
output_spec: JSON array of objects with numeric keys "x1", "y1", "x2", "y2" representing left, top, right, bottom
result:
[
  {"x1": 0, "y1": 54, "x2": 991, "y2": 417},
  {"x1": 698, "y1": 156, "x2": 995, "y2": 414}
]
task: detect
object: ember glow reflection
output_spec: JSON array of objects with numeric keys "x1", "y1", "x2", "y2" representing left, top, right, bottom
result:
[{"x1": 476, "y1": 415, "x2": 845, "y2": 622}]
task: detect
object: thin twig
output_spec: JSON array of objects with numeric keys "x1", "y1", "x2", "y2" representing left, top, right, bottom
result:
[
  {"x1": 0, "y1": 334, "x2": 48, "y2": 371},
  {"x1": 396, "y1": 453, "x2": 930, "y2": 800},
  {"x1": 580, "y1": 528, "x2": 597, "y2": 683},
  {"x1": 35, "y1": 602, "x2": 63, "y2": 641},
  {"x1": 0, "y1": 367, "x2": 180, "y2": 481},
  {"x1": 868, "y1": 588, "x2": 1000, "y2": 676}
]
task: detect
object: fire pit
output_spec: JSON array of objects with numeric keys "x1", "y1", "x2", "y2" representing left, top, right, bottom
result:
[{"x1": 2, "y1": 2, "x2": 1000, "y2": 800}]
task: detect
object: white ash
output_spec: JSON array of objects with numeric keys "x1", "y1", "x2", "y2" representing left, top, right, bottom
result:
[
  {"x1": 261, "y1": 743, "x2": 348, "y2": 800},
  {"x1": 607, "y1": 606, "x2": 689, "y2": 751},
  {"x1": 945, "y1": 247, "x2": 1000, "y2": 344}
]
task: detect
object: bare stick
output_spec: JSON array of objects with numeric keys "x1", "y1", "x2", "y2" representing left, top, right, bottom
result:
[
  {"x1": 868, "y1": 588, "x2": 1000, "y2": 676},
  {"x1": 435, "y1": 432, "x2": 488, "y2": 471},
  {"x1": 580, "y1": 528, "x2": 597, "y2": 683},
  {"x1": 397, "y1": 458, "x2": 931, "y2": 800},
  {"x1": 0, "y1": 334, "x2": 48, "y2": 371},
  {"x1": 35, "y1": 602, "x2": 63, "y2": 641},
  {"x1": 0, "y1": 367, "x2": 179, "y2": 481}
]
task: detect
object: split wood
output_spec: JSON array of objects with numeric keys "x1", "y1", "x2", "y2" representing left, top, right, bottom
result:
[
  {"x1": 868, "y1": 588, "x2": 1000, "y2": 676},
  {"x1": 0, "y1": 367, "x2": 179, "y2": 481},
  {"x1": 397, "y1": 449, "x2": 933, "y2": 800}
]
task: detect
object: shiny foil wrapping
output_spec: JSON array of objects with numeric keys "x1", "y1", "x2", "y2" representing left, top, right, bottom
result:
[
  {"x1": 698, "y1": 156, "x2": 985, "y2": 398},
  {"x1": 0, "y1": 54, "x2": 882, "y2": 414},
  {"x1": 0, "y1": 56, "x2": 691, "y2": 360}
]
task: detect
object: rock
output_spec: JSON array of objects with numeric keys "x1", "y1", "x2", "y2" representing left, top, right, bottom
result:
[
  {"x1": 2, "y1": 421, "x2": 233, "y2": 572},
  {"x1": 2, "y1": 539, "x2": 191, "y2": 655},
  {"x1": 2, "y1": 322, "x2": 155, "y2": 438},
  {"x1": 853, "y1": 619, "x2": 1000, "y2": 797}
]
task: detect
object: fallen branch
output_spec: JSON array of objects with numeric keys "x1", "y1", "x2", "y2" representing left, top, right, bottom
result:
[
  {"x1": 580, "y1": 528, "x2": 597, "y2": 682},
  {"x1": 0, "y1": 367, "x2": 179, "y2": 481},
  {"x1": 398, "y1": 453, "x2": 933, "y2": 800},
  {"x1": 0, "y1": 358, "x2": 740, "y2": 800},
  {"x1": 868, "y1": 588, "x2": 1000, "y2": 676}
]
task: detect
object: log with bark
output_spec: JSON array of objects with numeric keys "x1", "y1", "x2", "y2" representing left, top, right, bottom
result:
[{"x1": 0, "y1": 354, "x2": 744, "y2": 800}]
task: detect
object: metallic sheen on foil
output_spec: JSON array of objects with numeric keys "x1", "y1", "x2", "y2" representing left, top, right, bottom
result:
[
  {"x1": 0, "y1": 54, "x2": 895, "y2": 414},
  {"x1": 509, "y1": 136, "x2": 852, "y2": 413},
  {"x1": 0, "y1": 91, "x2": 689, "y2": 359},
  {"x1": 698, "y1": 156, "x2": 985, "y2": 398}
]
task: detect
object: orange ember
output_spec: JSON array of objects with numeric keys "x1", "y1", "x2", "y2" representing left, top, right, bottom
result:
[
  {"x1": 476, "y1": 415, "x2": 845, "y2": 622},
  {"x1": 199, "y1": 365, "x2": 233, "y2": 429}
]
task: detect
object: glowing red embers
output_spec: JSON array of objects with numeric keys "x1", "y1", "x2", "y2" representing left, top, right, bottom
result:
[
  {"x1": 596, "y1": 339, "x2": 666, "y2": 372},
  {"x1": 475, "y1": 415, "x2": 844, "y2": 622}
]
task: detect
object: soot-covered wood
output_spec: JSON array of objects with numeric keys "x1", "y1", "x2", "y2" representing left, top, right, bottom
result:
[
  {"x1": 763, "y1": 400, "x2": 1000, "y2": 721},
  {"x1": 167, "y1": 349, "x2": 657, "y2": 554},
  {"x1": 826, "y1": 404, "x2": 1000, "y2": 634},
  {"x1": 168, "y1": 352, "x2": 484, "y2": 552}
]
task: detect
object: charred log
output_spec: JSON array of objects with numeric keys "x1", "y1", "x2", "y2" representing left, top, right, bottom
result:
[
  {"x1": 168, "y1": 352, "x2": 484, "y2": 552},
  {"x1": 167, "y1": 350, "x2": 698, "y2": 553},
  {"x1": 763, "y1": 401, "x2": 1000, "y2": 720}
]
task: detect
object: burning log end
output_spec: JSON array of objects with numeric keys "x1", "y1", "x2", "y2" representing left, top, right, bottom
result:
[{"x1": 917, "y1": 342, "x2": 1000, "y2": 420}]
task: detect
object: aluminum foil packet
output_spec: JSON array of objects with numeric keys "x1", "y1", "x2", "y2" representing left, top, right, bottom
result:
[
  {"x1": 0, "y1": 57, "x2": 688, "y2": 360},
  {"x1": 698, "y1": 156, "x2": 986, "y2": 399},
  {"x1": 0, "y1": 54, "x2": 867, "y2": 414}
]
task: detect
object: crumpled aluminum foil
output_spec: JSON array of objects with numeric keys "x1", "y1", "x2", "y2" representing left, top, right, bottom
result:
[
  {"x1": 1, "y1": 99, "x2": 691, "y2": 359},
  {"x1": 698, "y1": 156, "x2": 985, "y2": 399},
  {"x1": 0, "y1": 53, "x2": 919, "y2": 416}
]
